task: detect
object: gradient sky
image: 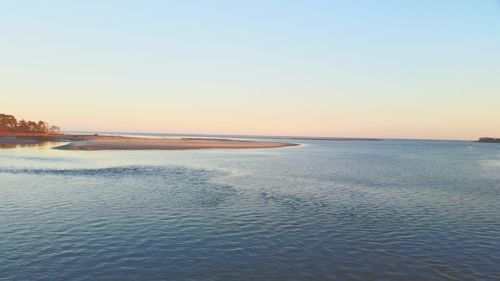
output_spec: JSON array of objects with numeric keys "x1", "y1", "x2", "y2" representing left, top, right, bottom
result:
[{"x1": 1, "y1": 1, "x2": 499, "y2": 140}]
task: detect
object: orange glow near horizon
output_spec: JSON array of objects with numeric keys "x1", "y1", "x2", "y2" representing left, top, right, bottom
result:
[{"x1": 4, "y1": 97, "x2": 499, "y2": 140}]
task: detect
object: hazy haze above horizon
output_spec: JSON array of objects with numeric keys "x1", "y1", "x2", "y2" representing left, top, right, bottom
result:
[{"x1": 1, "y1": 1, "x2": 499, "y2": 140}]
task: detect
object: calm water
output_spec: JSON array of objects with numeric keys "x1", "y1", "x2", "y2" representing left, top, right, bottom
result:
[{"x1": 1, "y1": 138, "x2": 499, "y2": 280}]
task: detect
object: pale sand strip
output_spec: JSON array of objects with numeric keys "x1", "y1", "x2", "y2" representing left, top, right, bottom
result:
[{"x1": 54, "y1": 138, "x2": 298, "y2": 150}]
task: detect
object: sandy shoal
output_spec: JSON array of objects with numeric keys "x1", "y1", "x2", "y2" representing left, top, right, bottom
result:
[{"x1": 54, "y1": 137, "x2": 297, "y2": 150}]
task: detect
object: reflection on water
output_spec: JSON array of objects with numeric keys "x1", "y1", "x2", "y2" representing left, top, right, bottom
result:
[
  {"x1": 0, "y1": 140, "x2": 69, "y2": 149},
  {"x1": 0, "y1": 142, "x2": 55, "y2": 149},
  {"x1": 0, "y1": 138, "x2": 499, "y2": 281},
  {"x1": 0, "y1": 143, "x2": 23, "y2": 149}
]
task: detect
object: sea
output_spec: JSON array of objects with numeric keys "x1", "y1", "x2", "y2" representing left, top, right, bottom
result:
[{"x1": 1, "y1": 134, "x2": 499, "y2": 280}]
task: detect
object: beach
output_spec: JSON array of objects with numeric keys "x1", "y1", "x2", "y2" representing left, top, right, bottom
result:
[{"x1": 0, "y1": 134, "x2": 297, "y2": 150}]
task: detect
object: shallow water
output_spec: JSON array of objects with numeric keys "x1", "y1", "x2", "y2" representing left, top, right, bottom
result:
[{"x1": 0, "y1": 138, "x2": 499, "y2": 280}]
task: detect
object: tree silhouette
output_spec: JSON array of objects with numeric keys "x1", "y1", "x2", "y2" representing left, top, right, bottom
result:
[
  {"x1": 0, "y1": 113, "x2": 60, "y2": 134},
  {"x1": 0, "y1": 114, "x2": 18, "y2": 132}
]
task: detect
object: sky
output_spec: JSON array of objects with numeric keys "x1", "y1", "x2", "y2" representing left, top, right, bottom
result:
[{"x1": 1, "y1": 0, "x2": 499, "y2": 140}]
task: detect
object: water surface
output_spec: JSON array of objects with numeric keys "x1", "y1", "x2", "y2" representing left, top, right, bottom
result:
[{"x1": 1, "y1": 138, "x2": 499, "y2": 280}]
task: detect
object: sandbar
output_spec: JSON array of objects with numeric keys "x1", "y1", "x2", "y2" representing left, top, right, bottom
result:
[
  {"x1": 0, "y1": 134, "x2": 297, "y2": 150},
  {"x1": 54, "y1": 137, "x2": 297, "y2": 150}
]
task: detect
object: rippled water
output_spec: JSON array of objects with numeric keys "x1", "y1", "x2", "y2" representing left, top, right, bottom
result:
[{"x1": 1, "y1": 138, "x2": 499, "y2": 280}]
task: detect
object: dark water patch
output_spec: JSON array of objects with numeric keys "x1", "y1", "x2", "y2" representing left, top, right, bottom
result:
[
  {"x1": 261, "y1": 191, "x2": 330, "y2": 211},
  {"x1": 0, "y1": 165, "x2": 213, "y2": 179},
  {"x1": 0, "y1": 165, "x2": 238, "y2": 209}
]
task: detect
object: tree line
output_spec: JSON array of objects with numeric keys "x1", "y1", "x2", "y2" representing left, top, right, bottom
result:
[{"x1": 0, "y1": 113, "x2": 60, "y2": 134}]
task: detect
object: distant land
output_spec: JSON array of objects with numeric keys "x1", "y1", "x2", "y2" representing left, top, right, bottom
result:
[
  {"x1": 478, "y1": 137, "x2": 500, "y2": 143},
  {"x1": 69, "y1": 132, "x2": 384, "y2": 142}
]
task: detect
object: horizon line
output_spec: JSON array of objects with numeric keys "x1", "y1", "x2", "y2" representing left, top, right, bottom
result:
[{"x1": 63, "y1": 130, "x2": 477, "y2": 142}]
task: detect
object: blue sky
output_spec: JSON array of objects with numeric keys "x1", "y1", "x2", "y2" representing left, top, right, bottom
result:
[{"x1": 1, "y1": 1, "x2": 499, "y2": 139}]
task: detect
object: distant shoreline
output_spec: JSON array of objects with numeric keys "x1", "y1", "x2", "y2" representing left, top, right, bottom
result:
[
  {"x1": 1, "y1": 133, "x2": 497, "y2": 150},
  {"x1": 477, "y1": 137, "x2": 500, "y2": 143},
  {"x1": 62, "y1": 131, "x2": 484, "y2": 142},
  {"x1": 0, "y1": 133, "x2": 297, "y2": 150},
  {"x1": 65, "y1": 131, "x2": 385, "y2": 142}
]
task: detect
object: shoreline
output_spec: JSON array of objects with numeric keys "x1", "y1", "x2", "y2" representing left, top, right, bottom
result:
[{"x1": 0, "y1": 133, "x2": 298, "y2": 150}]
